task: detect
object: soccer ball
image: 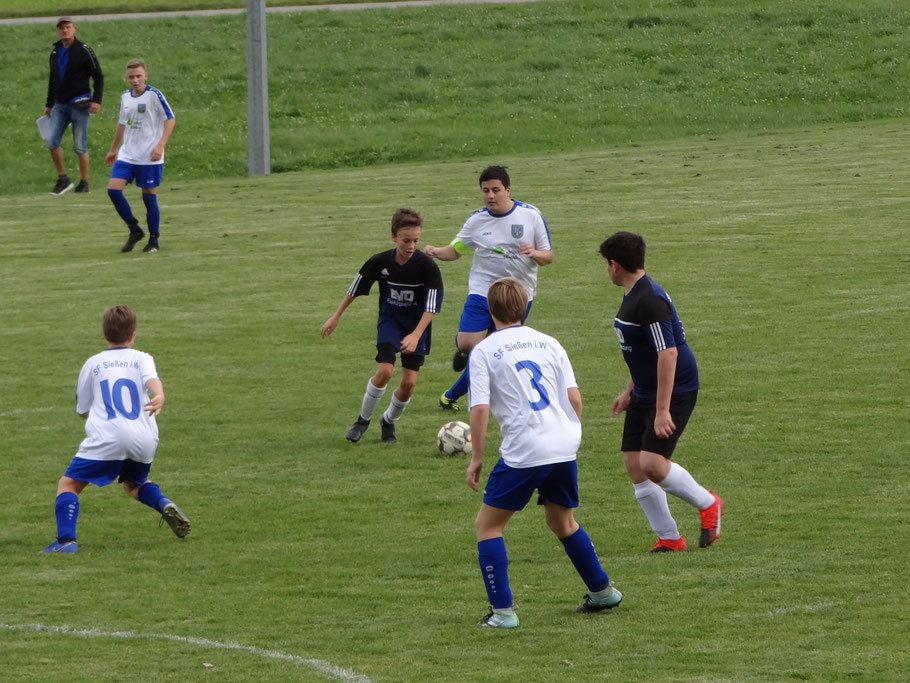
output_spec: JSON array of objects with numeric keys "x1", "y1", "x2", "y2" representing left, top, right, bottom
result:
[{"x1": 437, "y1": 420, "x2": 472, "y2": 456}]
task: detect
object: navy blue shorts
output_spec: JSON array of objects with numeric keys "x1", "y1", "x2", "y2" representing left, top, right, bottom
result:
[
  {"x1": 110, "y1": 160, "x2": 163, "y2": 188},
  {"x1": 482, "y1": 458, "x2": 579, "y2": 510},
  {"x1": 64, "y1": 457, "x2": 152, "y2": 487},
  {"x1": 457, "y1": 294, "x2": 532, "y2": 334},
  {"x1": 621, "y1": 390, "x2": 698, "y2": 458}
]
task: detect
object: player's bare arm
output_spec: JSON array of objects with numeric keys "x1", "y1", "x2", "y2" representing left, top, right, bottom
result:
[
  {"x1": 401, "y1": 311, "x2": 435, "y2": 354},
  {"x1": 654, "y1": 347, "x2": 678, "y2": 438},
  {"x1": 144, "y1": 378, "x2": 165, "y2": 417},
  {"x1": 425, "y1": 244, "x2": 461, "y2": 261},
  {"x1": 568, "y1": 387, "x2": 582, "y2": 419},
  {"x1": 321, "y1": 295, "x2": 355, "y2": 338},
  {"x1": 466, "y1": 404, "x2": 490, "y2": 491},
  {"x1": 105, "y1": 124, "x2": 125, "y2": 166},
  {"x1": 518, "y1": 243, "x2": 553, "y2": 265},
  {"x1": 150, "y1": 117, "x2": 176, "y2": 162},
  {"x1": 611, "y1": 379, "x2": 634, "y2": 417}
]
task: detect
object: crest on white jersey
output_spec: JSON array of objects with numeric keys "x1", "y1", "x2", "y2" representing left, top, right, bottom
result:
[{"x1": 511, "y1": 224, "x2": 524, "y2": 238}]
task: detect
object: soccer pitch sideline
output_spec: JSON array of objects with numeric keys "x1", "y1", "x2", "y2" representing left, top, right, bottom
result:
[{"x1": 1, "y1": 118, "x2": 908, "y2": 680}]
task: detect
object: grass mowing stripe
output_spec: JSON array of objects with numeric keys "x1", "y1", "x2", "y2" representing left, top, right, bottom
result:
[{"x1": 0, "y1": 623, "x2": 373, "y2": 682}]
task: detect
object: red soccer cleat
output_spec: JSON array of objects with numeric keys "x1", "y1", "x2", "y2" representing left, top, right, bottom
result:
[
  {"x1": 648, "y1": 537, "x2": 687, "y2": 553},
  {"x1": 699, "y1": 491, "x2": 724, "y2": 548}
]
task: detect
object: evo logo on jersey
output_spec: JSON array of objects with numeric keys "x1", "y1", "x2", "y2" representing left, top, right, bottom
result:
[{"x1": 390, "y1": 288, "x2": 415, "y2": 303}]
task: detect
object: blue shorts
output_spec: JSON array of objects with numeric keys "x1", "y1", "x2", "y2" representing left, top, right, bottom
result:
[
  {"x1": 47, "y1": 102, "x2": 90, "y2": 155},
  {"x1": 64, "y1": 457, "x2": 151, "y2": 487},
  {"x1": 110, "y1": 160, "x2": 164, "y2": 189},
  {"x1": 482, "y1": 458, "x2": 579, "y2": 510},
  {"x1": 458, "y1": 294, "x2": 532, "y2": 334}
]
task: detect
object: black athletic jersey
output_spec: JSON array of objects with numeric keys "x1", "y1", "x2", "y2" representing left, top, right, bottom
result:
[
  {"x1": 347, "y1": 249, "x2": 444, "y2": 333},
  {"x1": 613, "y1": 274, "x2": 698, "y2": 401}
]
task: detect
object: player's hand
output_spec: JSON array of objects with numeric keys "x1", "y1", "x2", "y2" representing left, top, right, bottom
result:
[
  {"x1": 611, "y1": 392, "x2": 630, "y2": 417},
  {"x1": 44, "y1": 107, "x2": 52, "y2": 116},
  {"x1": 150, "y1": 144, "x2": 165, "y2": 162},
  {"x1": 519, "y1": 242, "x2": 537, "y2": 259},
  {"x1": 89, "y1": 102, "x2": 100, "y2": 115},
  {"x1": 321, "y1": 317, "x2": 338, "y2": 338},
  {"x1": 424, "y1": 245, "x2": 437, "y2": 258},
  {"x1": 654, "y1": 410, "x2": 676, "y2": 439},
  {"x1": 400, "y1": 332, "x2": 419, "y2": 354},
  {"x1": 466, "y1": 459, "x2": 483, "y2": 491},
  {"x1": 105, "y1": 151, "x2": 117, "y2": 167},
  {"x1": 144, "y1": 394, "x2": 164, "y2": 417}
]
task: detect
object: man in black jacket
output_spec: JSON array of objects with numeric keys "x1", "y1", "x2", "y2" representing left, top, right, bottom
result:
[{"x1": 45, "y1": 17, "x2": 104, "y2": 195}]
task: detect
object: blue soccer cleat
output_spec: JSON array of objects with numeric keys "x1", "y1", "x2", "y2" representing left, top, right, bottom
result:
[{"x1": 40, "y1": 540, "x2": 78, "y2": 554}]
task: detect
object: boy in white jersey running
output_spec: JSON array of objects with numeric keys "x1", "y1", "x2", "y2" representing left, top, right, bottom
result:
[
  {"x1": 465, "y1": 277, "x2": 621, "y2": 628},
  {"x1": 425, "y1": 166, "x2": 552, "y2": 412},
  {"x1": 105, "y1": 59, "x2": 175, "y2": 254},
  {"x1": 41, "y1": 305, "x2": 189, "y2": 553}
]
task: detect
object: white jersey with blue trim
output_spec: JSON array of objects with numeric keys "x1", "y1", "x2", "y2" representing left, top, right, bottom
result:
[
  {"x1": 455, "y1": 200, "x2": 551, "y2": 300},
  {"x1": 116, "y1": 86, "x2": 174, "y2": 165},
  {"x1": 75, "y1": 347, "x2": 160, "y2": 462},
  {"x1": 468, "y1": 324, "x2": 580, "y2": 468}
]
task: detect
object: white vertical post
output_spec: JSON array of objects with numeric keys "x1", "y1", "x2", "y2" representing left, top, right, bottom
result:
[{"x1": 246, "y1": 0, "x2": 270, "y2": 176}]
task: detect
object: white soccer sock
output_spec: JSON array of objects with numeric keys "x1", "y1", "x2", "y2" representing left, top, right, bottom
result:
[
  {"x1": 360, "y1": 380, "x2": 386, "y2": 421},
  {"x1": 656, "y1": 462, "x2": 715, "y2": 510},
  {"x1": 382, "y1": 393, "x2": 410, "y2": 424},
  {"x1": 633, "y1": 480, "x2": 680, "y2": 540}
]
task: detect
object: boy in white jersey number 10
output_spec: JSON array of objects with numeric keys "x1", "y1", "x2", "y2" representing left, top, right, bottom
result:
[
  {"x1": 465, "y1": 277, "x2": 621, "y2": 628},
  {"x1": 105, "y1": 59, "x2": 175, "y2": 254},
  {"x1": 41, "y1": 305, "x2": 189, "y2": 553}
]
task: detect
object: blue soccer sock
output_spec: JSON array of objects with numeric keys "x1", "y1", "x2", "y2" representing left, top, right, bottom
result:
[
  {"x1": 107, "y1": 188, "x2": 138, "y2": 228},
  {"x1": 560, "y1": 526, "x2": 610, "y2": 592},
  {"x1": 445, "y1": 368, "x2": 471, "y2": 402},
  {"x1": 54, "y1": 491, "x2": 79, "y2": 542},
  {"x1": 142, "y1": 193, "x2": 160, "y2": 241},
  {"x1": 137, "y1": 481, "x2": 170, "y2": 513},
  {"x1": 477, "y1": 537, "x2": 512, "y2": 609}
]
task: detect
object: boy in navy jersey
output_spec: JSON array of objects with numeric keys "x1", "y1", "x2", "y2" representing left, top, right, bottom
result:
[
  {"x1": 322, "y1": 208, "x2": 444, "y2": 444},
  {"x1": 600, "y1": 232, "x2": 723, "y2": 552}
]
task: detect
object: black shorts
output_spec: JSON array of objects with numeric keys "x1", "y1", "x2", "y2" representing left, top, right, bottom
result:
[
  {"x1": 375, "y1": 343, "x2": 424, "y2": 371},
  {"x1": 621, "y1": 390, "x2": 698, "y2": 458}
]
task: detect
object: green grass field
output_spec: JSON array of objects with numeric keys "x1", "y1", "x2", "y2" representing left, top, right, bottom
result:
[{"x1": 2, "y1": 0, "x2": 910, "y2": 681}]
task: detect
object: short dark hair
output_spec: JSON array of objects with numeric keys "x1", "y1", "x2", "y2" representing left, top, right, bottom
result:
[
  {"x1": 599, "y1": 231, "x2": 646, "y2": 271},
  {"x1": 479, "y1": 165, "x2": 510, "y2": 188},
  {"x1": 102, "y1": 305, "x2": 137, "y2": 344},
  {"x1": 390, "y1": 207, "x2": 422, "y2": 234},
  {"x1": 487, "y1": 277, "x2": 527, "y2": 324}
]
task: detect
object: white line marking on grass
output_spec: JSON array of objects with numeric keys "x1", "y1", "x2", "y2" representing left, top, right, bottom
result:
[
  {"x1": 0, "y1": 623, "x2": 372, "y2": 682},
  {"x1": 0, "y1": 407, "x2": 56, "y2": 418},
  {"x1": 731, "y1": 590, "x2": 906, "y2": 619}
]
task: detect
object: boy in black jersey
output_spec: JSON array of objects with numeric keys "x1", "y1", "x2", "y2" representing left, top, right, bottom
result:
[
  {"x1": 600, "y1": 232, "x2": 723, "y2": 552},
  {"x1": 322, "y1": 208, "x2": 444, "y2": 444}
]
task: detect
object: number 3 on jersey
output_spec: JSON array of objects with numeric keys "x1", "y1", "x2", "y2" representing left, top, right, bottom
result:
[
  {"x1": 514, "y1": 360, "x2": 551, "y2": 411},
  {"x1": 99, "y1": 378, "x2": 141, "y2": 420}
]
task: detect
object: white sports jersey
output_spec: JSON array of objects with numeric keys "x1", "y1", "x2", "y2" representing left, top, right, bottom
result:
[
  {"x1": 468, "y1": 324, "x2": 581, "y2": 468},
  {"x1": 74, "y1": 347, "x2": 160, "y2": 463},
  {"x1": 116, "y1": 86, "x2": 174, "y2": 165},
  {"x1": 455, "y1": 201, "x2": 551, "y2": 300}
]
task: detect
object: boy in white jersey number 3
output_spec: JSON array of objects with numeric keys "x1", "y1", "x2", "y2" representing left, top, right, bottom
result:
[
  {"x1": 465, "y1": 277, "x2": 621, "y2": 628},
  {"x1": 41, "y1": 305, "x2": 189, "y2": 553},
  {"x1": 105, "y1": 59, "x2": 175, "y2": 254}
]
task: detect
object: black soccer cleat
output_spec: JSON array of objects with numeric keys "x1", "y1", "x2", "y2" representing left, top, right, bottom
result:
[
  {"x1": 345, "y1": 416, "x2": 370, "y2": 442},
  {"x1": 142, "y1": 243, "x2": 159, "y2": 253},
  {"x1": 380, "y1": 418, "x2": 397, "y2": 444},
  {"x1": 452, "y1": 348, "x2": 469, "y2": 372},
  {"x1": 121, "y1": 228, "x2": 146, "y2": 252},
  {"x1": 74, "y1": 179, "x2": 89, "y2": 194}
]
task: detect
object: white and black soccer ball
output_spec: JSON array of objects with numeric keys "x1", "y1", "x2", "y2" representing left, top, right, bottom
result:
[{"x1": 437, "y1": 420, "x2": 472, "y2": 456}]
